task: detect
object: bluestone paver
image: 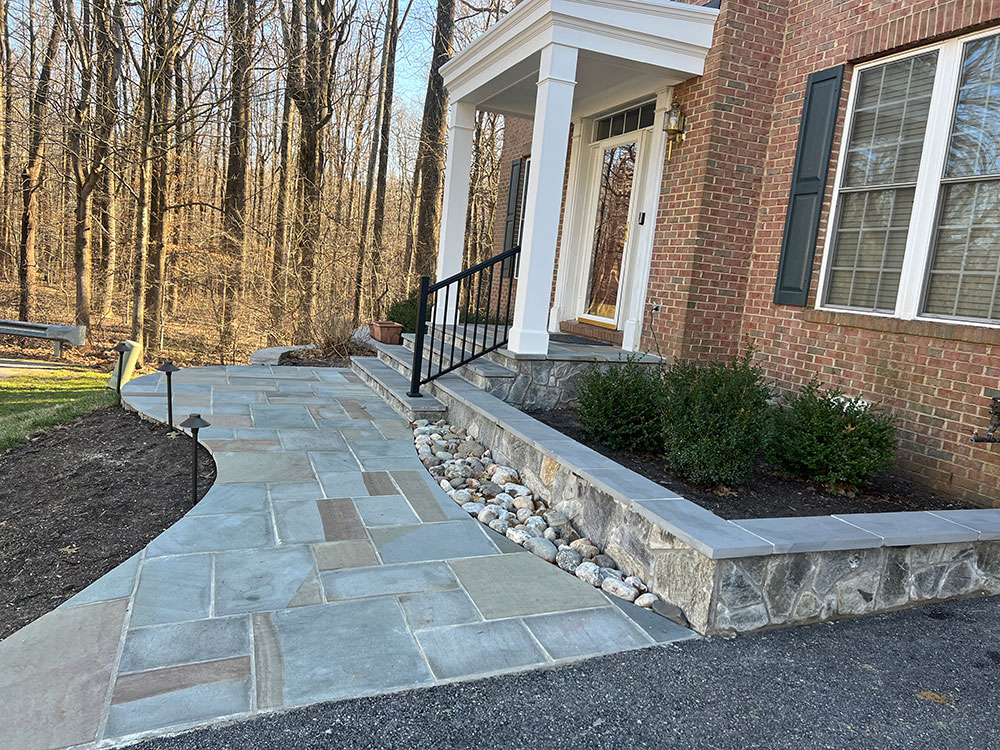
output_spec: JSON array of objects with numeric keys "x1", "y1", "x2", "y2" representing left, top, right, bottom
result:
[
  {"x1": 398, "y1": 589, "x2": 483, "y2": 631},
  {"x1": 130, "y1": 554, "x2": 213, "y2": 626},
  {"x1": 0, "y1": 365, "x2": 695, "y2": 750},
  {"x1": 269, "y1": 599, "x2": 433, "y2": 705},
  {"x1": 415, "y1": 619, "x2": 548, "y2": 679},
  {"x1": 119, "y1": 616, "x2": 252, "y2": 673},
  {"x1": 369, "y1": 520, "x2": 498, "y2": 562},
  {"x1": 523, "y1": 606, "x2": 654, "y2": 659},
  {"x1": 354, "y1": 494, "x2": 421, "y2": 527},
  {"x1": 214, "y1": 546, "x2": 319, "y2": 615},
  {"x1": 449, "y1": 553, "x2": 608, "y2": 619}
]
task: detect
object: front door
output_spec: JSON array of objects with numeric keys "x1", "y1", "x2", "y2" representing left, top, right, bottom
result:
[{"x1": 581, "y1": 138, "x2": 639, "y2": 325}]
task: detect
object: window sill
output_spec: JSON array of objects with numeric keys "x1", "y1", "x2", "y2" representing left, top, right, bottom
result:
[{"x1": 803, "y1": 308, "x2": 1000, "y2": 347}]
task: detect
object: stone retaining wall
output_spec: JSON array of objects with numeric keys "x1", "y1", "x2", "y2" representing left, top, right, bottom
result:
[{"x1": 432, "y1": 376, "x2": 1000, "y2": 636}]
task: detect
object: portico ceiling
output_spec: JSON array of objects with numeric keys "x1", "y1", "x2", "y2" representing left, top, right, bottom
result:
[{"x1": 441, "y1": 0, "x2": 719, "y2": 119}]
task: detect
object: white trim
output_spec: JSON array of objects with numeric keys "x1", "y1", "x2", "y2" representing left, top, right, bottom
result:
[
  {"x1": 815, "y1": 26, "x2": 1000, "y2": 329},
  {"x1": 441, "y1": 0, "x2": 717, "y2": 107},
  {"x1": 621, "y1": 88, "x2": 671, "y2": 351},
  {"x1": 577, "y1": 131, "x2": 646, "y2": 328}
]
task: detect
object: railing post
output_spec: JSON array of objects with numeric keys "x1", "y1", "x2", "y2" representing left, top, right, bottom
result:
[{"x1": 408, "y1": 275, "x2": 430, "y2": 397}]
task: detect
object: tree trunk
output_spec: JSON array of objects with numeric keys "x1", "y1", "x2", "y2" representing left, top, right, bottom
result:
[
  {"x1": 96, "y1": 164, "x2": 117, "y2": 318},
  {"x1": 351, "y1": 2, "x2": 391, "y2": 327},
  {"x1": 269, "y1": 0, "x2": 296, "y2": 344},
  {"x1": 220, "y1": 0, "x2": 253, "y2": 361},
  {"x1": 411, "y1": 0, "x2": 454, "y2": 283},
  {"x1": 18, "y1": 0, "x2": 64, "y2": 321},
  {"x1": 142, "y1": 0, "x2": 176, "y2": 354},
  {"x1": 367, "y1": 0, "x2": 399, "y2": 321}
]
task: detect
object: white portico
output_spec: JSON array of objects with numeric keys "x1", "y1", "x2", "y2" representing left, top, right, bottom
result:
[{"x1": 437, "y1": 0, "x2": 717, "y2": 354}]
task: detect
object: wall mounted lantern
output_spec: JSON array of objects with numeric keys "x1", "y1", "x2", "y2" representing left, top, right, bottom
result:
[{"x1": 664, "y1": 100, "x2": 687, "y2": 159}]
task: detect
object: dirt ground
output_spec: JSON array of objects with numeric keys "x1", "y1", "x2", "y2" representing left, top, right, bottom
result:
[
  {"x1": 0, "y1": 406, "x2": 215, "y2": 640},
  {"x1": 531, "y1": 408, "x2": 979, "y2": 520}
]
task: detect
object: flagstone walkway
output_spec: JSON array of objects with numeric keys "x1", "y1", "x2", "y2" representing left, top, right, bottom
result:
[{"x1": 0, "y1": 365, "x2": 693, "y2": 750}]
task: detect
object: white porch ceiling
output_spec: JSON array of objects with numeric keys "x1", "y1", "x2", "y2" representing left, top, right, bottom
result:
[{"x1": 441, "y1": 0, "x2": 719, "y2": 119}]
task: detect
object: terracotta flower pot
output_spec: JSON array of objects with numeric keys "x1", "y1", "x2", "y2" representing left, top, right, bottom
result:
[{"x1": 370, "y1": 320, "x2": 403, "y2": 345}]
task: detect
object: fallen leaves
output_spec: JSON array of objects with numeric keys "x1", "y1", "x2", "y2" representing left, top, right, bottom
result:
[{"x1": 917, "y1": 690, "x2": 955, "y2": 708}]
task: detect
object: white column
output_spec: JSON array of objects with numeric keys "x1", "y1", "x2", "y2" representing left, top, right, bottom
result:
[
  {"x1": 508, "y1": 43, "x2": 578, "y2": 355},
  {"x1": 435, "y1": 100, "x2": 477, "y2": 324}
]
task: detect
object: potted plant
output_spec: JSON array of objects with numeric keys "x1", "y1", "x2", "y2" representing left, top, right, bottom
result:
[{"x1": 370, "y1": 320, "x2": 403, "y2": 345}]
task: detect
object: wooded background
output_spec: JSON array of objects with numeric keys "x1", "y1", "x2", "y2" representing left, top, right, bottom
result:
[{"x1": 0, "y1": 0, "x2": 509, "y2": 364}]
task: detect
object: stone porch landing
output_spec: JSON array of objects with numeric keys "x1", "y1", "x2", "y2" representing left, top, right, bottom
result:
[{"x1": 0, "y1": 365, "x2": 692, "y2": 750}]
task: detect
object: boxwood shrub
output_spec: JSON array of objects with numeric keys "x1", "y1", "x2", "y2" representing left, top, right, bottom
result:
[
  {"x1": 767, "y1": 381, "x2": 896, "y2": 492},
  {"x1": 576, "y1": 357, "x2": 667, "y2": 453},
  {"x1": 661, "y1": 351, "x2": 771, "y2": 487}
]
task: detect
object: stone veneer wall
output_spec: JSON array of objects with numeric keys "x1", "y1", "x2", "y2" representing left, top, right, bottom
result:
[
  {"x1": 485, "y1": 358, "x2": 592, "y2": 411},
  {"x1": 435, "y1": 380, "x2": 1000, "y2": 636},
  {"x1": 711, "y1": 543, "x2": 1000, "y2": 634}
]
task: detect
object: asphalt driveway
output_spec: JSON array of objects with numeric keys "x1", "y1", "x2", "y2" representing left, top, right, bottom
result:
[{"x1": 128, "y1": 594, "x2": 1000, "y2": 749}]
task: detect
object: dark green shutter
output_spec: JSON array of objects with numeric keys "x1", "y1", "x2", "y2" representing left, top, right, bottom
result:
[
  {"x1": 502, "y1": 159, "x2": 522, "y2": 276},
  {"x1": 774, "y1": 65, "x2": 845, "y2": 306}
]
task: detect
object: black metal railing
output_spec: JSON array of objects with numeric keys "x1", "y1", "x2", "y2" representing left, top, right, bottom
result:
[{"x1": 408, "y1": 245, "x2": 520, "y2": 397}]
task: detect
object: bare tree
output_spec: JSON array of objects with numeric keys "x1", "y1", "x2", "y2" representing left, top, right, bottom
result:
[
  {"x1": 18, "y1": 0, "x2": 64, "y2": 321},
  {"x1": 219, "y1": 0, "x2": 254, "y2": 360},
  {"x1": 288, "y1": 0, "x2": 354, "y2": 340},
  {"x1": 408, "y1": 0, "x2": 454, "y2": 285}
]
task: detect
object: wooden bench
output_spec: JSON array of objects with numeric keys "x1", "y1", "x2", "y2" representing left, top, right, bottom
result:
[{"x1": 0, "y1": 320, "x2": 87, "y2": 357}]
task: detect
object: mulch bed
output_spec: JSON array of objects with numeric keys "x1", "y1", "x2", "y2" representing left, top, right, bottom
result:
[
  {"x1": 531, "y1": 409, "x2": 978, "y2": 521},
  {"x1": 279, "y1": 343, "x2": 375, "y2": 368},
  {"x1": 0, "y1": 407, "x2": 215, "y2": 640}
]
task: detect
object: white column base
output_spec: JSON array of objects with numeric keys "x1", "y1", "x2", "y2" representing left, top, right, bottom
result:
[{"x1": 508, "y1": 325, "x2": 550, "y2": 355}]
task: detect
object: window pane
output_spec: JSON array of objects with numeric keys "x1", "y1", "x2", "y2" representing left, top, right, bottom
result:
[
  {"x1": 923, "y1": 179, "x2": 1000, "y2": 322},
  {"x1": 824, "y1": 188, "x2": 914, "y2": 311},
  {"x1": 946, "y1": 35, "x2": 1000, "y2": 179},
  {"x1": 639, "y1": 103, "x2": 655, "y2": 128},
  {"x1": 843, "y1": 51, "x2": 937, "y2": 188}
]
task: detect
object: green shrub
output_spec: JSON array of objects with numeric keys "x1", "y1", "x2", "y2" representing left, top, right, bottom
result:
[
  {"x1": 661, "y1": 351, "x2": 771, "y2": 487},
  {"x1": 386, "y1": 295, "x2": 429, "y2": 334},
  {"x1": 576, "y1": 357, "x2": 667, "y2": 453},
  {"x1": 766, "y1": 381, "x2": 896, "y2": 492}
]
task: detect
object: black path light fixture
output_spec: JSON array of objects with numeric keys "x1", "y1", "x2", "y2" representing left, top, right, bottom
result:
[
  {"x1": 112, "y1": 342, "x2": 129, "y2": 403},
  {"x1": 664, "y1": 100, "x2": 687, "y2": 160},
  {"x1": 158, "y1": 360, "x2": 181, "y2": 430},
  {"x1": 180, "y1": 413, "x2": 211, "y2": 503}
]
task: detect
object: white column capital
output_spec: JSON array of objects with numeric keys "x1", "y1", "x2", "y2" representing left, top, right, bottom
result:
[
  {"x1": 538, "y1": 42, "x2": 579, "y2": 85},
  {"x1": 448, "y1": 99, "x2": 477, "y2": 130}
]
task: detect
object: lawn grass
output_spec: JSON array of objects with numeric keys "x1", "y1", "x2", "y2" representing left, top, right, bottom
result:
[{"x1": 0, "y1": 369, "x2": 118, "y2": 453}]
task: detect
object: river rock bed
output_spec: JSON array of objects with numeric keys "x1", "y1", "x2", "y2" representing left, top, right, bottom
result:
[{"x1": 413, "y1": 418, "x2": 675, "y2": 616}]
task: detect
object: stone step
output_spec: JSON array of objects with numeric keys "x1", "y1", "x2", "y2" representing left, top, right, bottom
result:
[
  {"x1": 400, "y1": 331, "x2": 516, "y2": 373},
  {"x1": 395, "y1": 337, "x2": 515, "y2": 379},
  {"x1": 349, "y1": 355, "x2": 447, "y2": 422}
]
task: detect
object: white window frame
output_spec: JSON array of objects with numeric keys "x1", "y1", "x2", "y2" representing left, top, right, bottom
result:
[{"x1": 816, "y1": 26, "x2": 1000, "y2": 329}]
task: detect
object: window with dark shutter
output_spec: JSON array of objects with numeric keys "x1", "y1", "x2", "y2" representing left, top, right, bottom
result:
[
  {"x1": 502, "y1": 159, "x2": 522, "y2": 277},
  {"x1": 773, "y1": 65, "x2": 845, "y2": 306}
]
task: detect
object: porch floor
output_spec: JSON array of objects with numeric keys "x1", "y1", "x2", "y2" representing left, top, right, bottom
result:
[{"x1": 416, "y1": 324, "x2": 662, "y2": 363}]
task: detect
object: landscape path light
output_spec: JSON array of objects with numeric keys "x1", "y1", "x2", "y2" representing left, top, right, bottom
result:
[
  {"x1": 180, "y1": 413, "x2": 211, "y2": 504},
  {"x1": 158, "y1": 360, "x2": 181, "y2": 430}
]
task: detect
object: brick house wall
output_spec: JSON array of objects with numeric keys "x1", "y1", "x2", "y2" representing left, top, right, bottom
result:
[
  {"x1": 736, "y1": 0, "x2": 1000, "y2": 507},
  {"x1": 488, "y1": 0, "x2": 1000, "y2": 506}
]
